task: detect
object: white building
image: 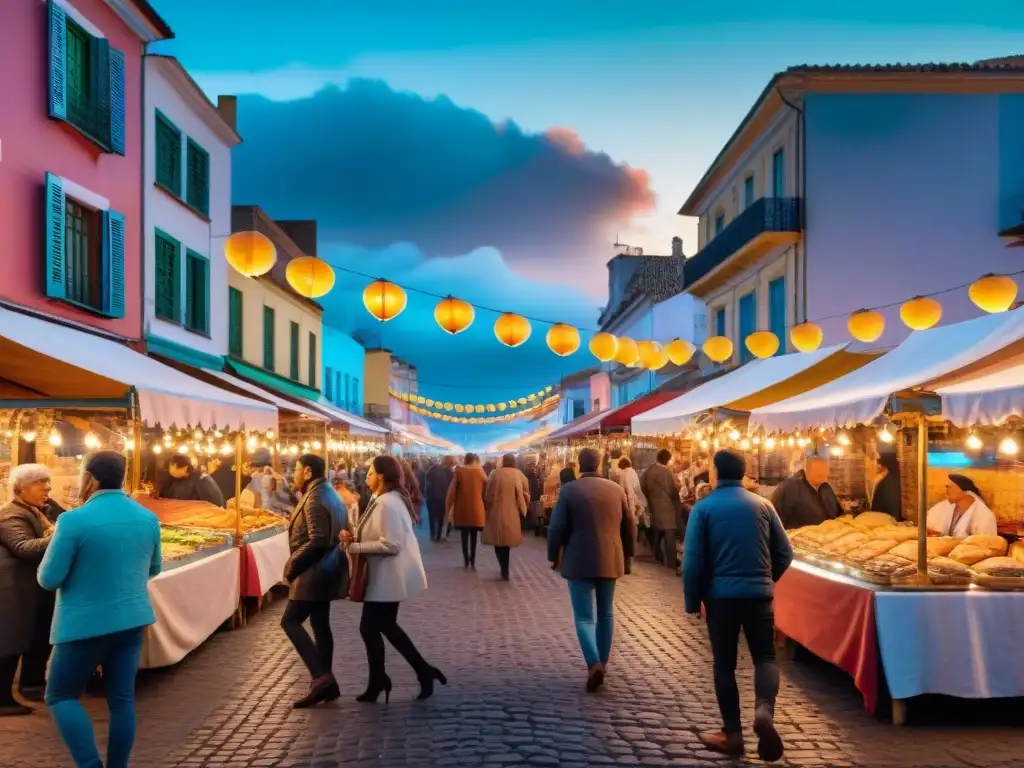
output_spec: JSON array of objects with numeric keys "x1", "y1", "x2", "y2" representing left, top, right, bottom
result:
[{"x1": 142, "y1": 54, "x2": 240, "y2": 368}]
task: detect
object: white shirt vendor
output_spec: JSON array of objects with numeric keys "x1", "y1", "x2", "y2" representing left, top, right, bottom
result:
[{"x1": 925, "y1": 474, "x2": 998, "y2": 537}]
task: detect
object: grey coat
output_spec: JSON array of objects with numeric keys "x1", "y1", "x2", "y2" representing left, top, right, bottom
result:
[
  {"x1": 547, "y1": 474, "x2": 636, "y2": 580},
  {"x1": 284, "y1": 480, "x2": 349, "y2": 602},
  {"x1": 0, "y1": 500, "x2": 52, "y2": 656},
  {"x1": 641, "y1": 463, "x2": 683, "y2": 531}
]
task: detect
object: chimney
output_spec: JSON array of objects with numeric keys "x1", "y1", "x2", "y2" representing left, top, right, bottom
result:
[
  {"x1": 217, "y1": 95, "x2": 237, "y2": 132},
  {"x1": 671, "y1": 236, "x2": 684, "y2": 258}
]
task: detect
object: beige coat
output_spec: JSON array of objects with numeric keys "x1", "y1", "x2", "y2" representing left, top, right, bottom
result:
[
  {"x1": 483, "y1": 467, "x2": 529, "y2": 547},
  {"x1": 446, "y1": 465, "x2": 488, "y2": 528}
]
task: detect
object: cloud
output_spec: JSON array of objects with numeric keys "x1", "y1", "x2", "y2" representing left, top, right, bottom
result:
[{"x1": 230, "y1": 79, "x2": 655, "y2": 295}]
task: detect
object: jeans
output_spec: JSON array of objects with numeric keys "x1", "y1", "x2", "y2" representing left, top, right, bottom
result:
[
  {"x1": 494, "y1": 546, "x2": 510, "y2": 578},
  {"x1": 359, "y1": 602, "x2": 429, "y2": 683},
  {"x1": 460, "y1": 528, "x2": 479, "y2": 565},
  {"x1": 567, "y1": 578, "x2": 616, "y2": 667},
  {"x1": 705, "y1": 597, "x2": 780, "y2": 734},
  {"x1": 281, "y1": 600, "x2": 334, "y2": 679},
  {"x1": 45, "y1": 626, "x2": 145, "y2": 768},
  {"x1": 427, "y1": 501, "x2": 445, "y2": 541}
]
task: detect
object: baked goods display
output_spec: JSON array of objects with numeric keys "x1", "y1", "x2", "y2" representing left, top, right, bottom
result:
[
  {"x1": 160, "y1": 526, "x2": 229, "y2": 565},
  {"x1": 139, "y1": 497, "x2": 286, "y2": 533}
]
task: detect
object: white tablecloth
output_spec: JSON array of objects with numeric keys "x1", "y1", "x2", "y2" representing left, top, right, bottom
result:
[
  {"x1": 140, "y1": 548, "x2": 240, "y2": 669},
  {"x1": 249, "y1": 531, "x2": 289, "y2": 595},
  {"x1": 875, "y1": 590, "x2": 1024, "y2": 700}
]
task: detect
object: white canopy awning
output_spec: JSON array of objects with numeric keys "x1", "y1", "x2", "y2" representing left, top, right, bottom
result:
[
  {"x1": 203, "y1": 370, "x2": 326, "y2": 421},
  {"x1": 0, "y1": 307, "x2": 277, "y2": 432},
  {"x1": 937, "y1": 361, "x2": 1024, "y2": 427},
  {"x1": 749, "y1": 308, "x2": 1024, "y2": 434},
  {"x1": 311, "y1": 398, "x2": 388, "y2": 436},
  {"x1": 631, "y1": 344, "x2": 870, "y2": 436}
]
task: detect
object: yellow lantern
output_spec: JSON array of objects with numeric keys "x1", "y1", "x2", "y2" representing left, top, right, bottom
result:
[
  {"x1": 614, "y1": 337, "x2": 639, "y2": 366},
  {"x1": 518, "y1": 397, "x2": 528, "y2": 405},
  {"x1": 588, "y1": 332, "x2": 618, "y2": 362},
  {"x1": 224, "y1": 230, "x2": 277, "y2": 277},
  {"x1": 474, "y1": 405, "x2": 485, "y2": 414},
  {"x1": 435, "y1": 296, "x2": 475, "y2": 334},
  {"x1": 745, "y1": 331, "x2": 780, "y2": 359},
  {"x1": 847, "y1": 309, "x2": 885, "y2": 343},
  {"x1": 900, "y1": 296, "x2": 942, "y2": 331},
  {"x1": 455, "y1": 404, "x2": 465, "y2": 413},
  {"x1": 443, "y1": 402, "x2": 454, "y2": 411},
  {"x1": 486, "y1": 404, "x2": 496, "y2": 413},
  {"x1": 509, "y1": 400, "x2": 518, "y2": 409},
  {"x1": 363, "y1": 280, "x2": 407, "y2": 322},
  {"x1": 463, "y1": 403, "x2": 474, "y2": 412},
  {"x1": 702, "y1": 336, "x2": 734, "y2": 363},
  {"x1": 546, "y1": 323, "x2": 580, "y2": 357},
  {"x1": 415, "y1": 395, "x2": 426, "y2": 404},
  {"x1": 285, "y1": 256, "x2": 335, "y2": 298},
  {"x1": 649, "y1": 344, "x2": 670, "y2": 370},
  {"x1": 494, "y1": 312, "x2": 532, "y2": 347},
  {"x1": 790, "y1": 322, "x2": 823, "y2": 353},
  {"x1": 497, "y1": 402, "x2": 507, "y2": 411},
  {"x1": 637, "y1": 341, "x2": 665, "y2": 370},
  {"x1": 425, "y1": 399, "x2": 434, "y2": 407},
  {"x1": 666, "y1": 338, "x2": 695, "y2": 366},
  {"x1": 970, "y1": 274, "x2": 1018, "y2": 314}
]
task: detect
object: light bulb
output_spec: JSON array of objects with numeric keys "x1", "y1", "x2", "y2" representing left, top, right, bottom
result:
[
  {"x1": 729, "y1": 430, "x2": 740, "y2": 441},
  {"x1": 797, "y1": 437, "x2": 808, "y2": 448},
  {"x1": 752, "y1": 436, "x2": 761, "y2": 446},
  {"x1": 48, "y1": 430, "x2": 62, "y2": 446},
  {"x1": 999, "y1": 437, "x2": 1018, "y2": 456},
  {"x1": 22, "y1": 431, "x2": 36, "y2": 443},
  {"x1": 214, "y1": 431, "x2": 223, "y2": 439},
  {"x1": 787, "y1": 437, "x2": 795, "y2": 447},
  {"x1": 246, "y1": 437, "x2": 258, "y2": 451},
  {"x1": 699, "y1": 439, "x2": 709, "y2": 449},
  {"x1": 739, "y1": 438, "x2": 751, "y2": 450},
  {"x1": 84, "y1": 433, "x2": 100, "y2": 449},
  {"x1": 178, "y1": 445, "x2": 190, "y2": 454},
  {"x1": 152, "y1": 445, "x2": 163, "y2": 454},
  {"x1": 266, "y1": 429, "x2": 275, "y2": 440},
  {"x1": 830, "y1": 446, "x2": 843, "y2": 456},
  {"x1": 312, "y1": 440, "x2": 322, "y2": 450},
  {"x1": 879, "y1": 426, "x2": 894, "y2": 444},
  {"x1": 765, "y1": 438, "x2": 776, "y2": 450},
  {"x1": 712, "y1": 438, "x2": 720, "y2": 449},
  {"x1": 220, "y1": 445, "x2": 232, "y2": 456},
  {"x1": 289, "y1": 445, "x2": 299, "y2": 455},
  {"x1": 193, "y1": 430, "x2": 203, "y2": 440},
  {"x1": 125, "y1": 439, "x2": 135, "y2": 451},
  {"x1": 966, "y1": 433, "x2": 983, "y2": 451},
  {"x1": 838, "y1": 432, "x2": 851, "y2": 446}
]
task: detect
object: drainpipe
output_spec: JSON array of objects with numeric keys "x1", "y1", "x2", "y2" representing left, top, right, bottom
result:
[
  {"x1": 140, "y1": 41, "x2": 149, "y2": 344},
  {"x1": 775, "y1": 87, "x2": 806, "y2": 322}
]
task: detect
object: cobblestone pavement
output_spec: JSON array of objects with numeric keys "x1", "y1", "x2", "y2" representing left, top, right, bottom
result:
[{"x1": 2, "y1": 530, "x2": 1023, "y2": 768}]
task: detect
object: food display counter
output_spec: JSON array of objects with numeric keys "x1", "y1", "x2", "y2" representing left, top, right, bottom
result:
[{"x1": 239, "y1": 528, "x2": 290, "y2": 599}]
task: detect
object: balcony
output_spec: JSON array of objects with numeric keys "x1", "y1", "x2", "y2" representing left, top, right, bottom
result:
[{"x1": 684, "y1": 197, "x2": 802, "y2": 297}]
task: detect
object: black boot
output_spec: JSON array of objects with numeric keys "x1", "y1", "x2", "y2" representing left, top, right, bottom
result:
[
  {"x1": 416, "y1": 666, "x2": 448, "y2": 700},
  {"x1": 356, "y1": 673, "x2": 392, "y2": 704}
]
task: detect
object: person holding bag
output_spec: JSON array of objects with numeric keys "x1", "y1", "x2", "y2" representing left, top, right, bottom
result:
[
  {"x1": 281, "y1": 454, "x2": 349, "y2": 709},
  {"x1": 341, "y1": 455, "x2": 444, "y2": 704}
]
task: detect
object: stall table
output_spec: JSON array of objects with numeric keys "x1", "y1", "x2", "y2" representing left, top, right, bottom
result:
[{"x1": 239, "y1": 528, "x2": 290, "y2": 600}]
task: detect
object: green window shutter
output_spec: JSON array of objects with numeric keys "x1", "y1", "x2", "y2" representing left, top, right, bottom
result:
[
  {"x1": 185, "y1": 251, "x2": 209, "y2": 334},
  {"x1": 91, "y1": 37, "x2": 111, "y2": 148},
  {"x1": 47, "y1": 1, "x2": 67, "y2": 120},
  {"x1": 108, "y1": 49, "x2": 125, "y2": 155},
  {"x1": 186, "y1": 139, "x2": 209, "y2": 215},
  {"x1": 228, "y1": 288, "x2": 243, "y2": 356},
  {"x1": 263, "y1": 307, "x2": 275, "y2": 370},
  {"x1": 154, "y1": 230, "x2": 180, "y2": 321},
  {"x1": 102, "y1": 209, "x2": 125, "y2": 318},
  {"x1": 308, "y1": 332, "x2": 317, "y2": 387},
  {"x1": 289, "y1": 322, "x2": 300, "y2": 380},
  {"x1": 44, "y1": 172, "x2": 67, "y2": 298},
  {"x1": 65, "y1": 20, "x2": 90, "y2": 132},
  {"x1": 155, "y1": 113, "x2": 182, "y2": 195}
]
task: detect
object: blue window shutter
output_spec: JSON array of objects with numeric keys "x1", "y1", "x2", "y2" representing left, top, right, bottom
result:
[
  {"x1": 44, "y1": 172, "x2": 66, "y2": 298},
  {"x1": 92, "y1": 38, "x2": 111, "y2": 147},
  {"x1": 769, "y1": 277, "x2": 786, "y2": 354},
  {"x1": 103, "y1": 209, "x2": 126, "y2": 318},
  {"x1": 109, "y1": 48, "x2": 126, "y2": 156},
  {"x1": 715, "y1": 308, "x2": 726, "y2": 337},
  {"x1": 48, "y1": 1, "x2": 67, "y2": 120},
  {"x1": 739, "y1": 292, "x2": 757, "y2": 363}
]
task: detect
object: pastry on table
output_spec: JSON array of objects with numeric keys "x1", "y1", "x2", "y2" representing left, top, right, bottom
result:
[
  {"x1": 1011, "y1": 541, "x2": 1024, "y2": 563},
  {"x1": 949, "y1": 535, "x2": 1007, "y2": 565},
  {"x1": 889, "y1": 537, "x2": 959, "y2": 561},
  {"x1": 846, "y1": 539, "x2": 898, "y2": 562},
  {"x1": 823, "y1": 531, "x2": 871, "y2": 555},
  {"x1": 972, "y1": 557, "x2": 1024, "y2": 577},
  {"x1": 892, "y1": 556, "x2": 971, "y2": 585},
  {"x1": 962, "y1": 534, "x2": 1008, "y2": 557},
  {"x1": 854, "y1": 511, "x2": 897, "y2": 529}
]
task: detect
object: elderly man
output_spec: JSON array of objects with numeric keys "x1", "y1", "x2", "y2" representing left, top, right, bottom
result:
[
  {"x1": 770, "y1": 456, "x2": 841, "y2": 529},
  {"x1": 0, "y1": 464, "x2": 56, "y2": 715}
]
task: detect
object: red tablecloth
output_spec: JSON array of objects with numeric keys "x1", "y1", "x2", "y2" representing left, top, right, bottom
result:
[
  {"x1": 774, "y1": 564, "x2": 880, "y2": 714},
  {"x1": 239, "y1": 544, "x2": 262, "y2": 598}
]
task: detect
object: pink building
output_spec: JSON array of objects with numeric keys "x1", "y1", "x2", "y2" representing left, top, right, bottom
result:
[{"x1": 0, "y1": 0, "x2": 172, "y2": 340}]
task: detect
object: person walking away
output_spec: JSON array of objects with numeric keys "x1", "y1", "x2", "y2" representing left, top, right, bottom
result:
[
  {"x1": 683, "y1": 449, "x2": 793, "y2": 762},
  {"x1": 341, "y1": 455, "x2": 445, "y2": 702},
  {"x1": 38, "y1": 452, "x2": 161, "y2": 768},
  {"x1": 616, "y1": 457, "x2": 647, "y2": 570},
  {"x1": 607, "y1": 448, "x2": 623, "y2": 485},
  {"x1": 0, "y1": 465, "x2": 57, "y2": 715},
  {"x1": 641, "y1": 449, "x2": 684, "y2": 568},
  {"x1": 400, "y1": 459, "x2": 423, "y2": 525},
  {"x1": 446, "y1": 454, "x2": 487, "y2": 568},
  {"x1": 483, "y1": 454, "x2": 529, "y2": 580},
  {"x1": 160, "y1": 454, "x2": 225, "y2": 507},
  {"x1": 770, "y1": 456, "x2": 840, "y2": 529},
  {"x1": 424, "y1": 456, "x2": 454, "y2": 542},
  {"x1": 281, "y1": 454, "x2": 349, "y2": 708},
  {"x1": 547, "y1": 448, "x2": 635, "y2": 692}
]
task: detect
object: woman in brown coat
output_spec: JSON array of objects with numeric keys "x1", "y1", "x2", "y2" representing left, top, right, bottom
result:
[
  {"x1": 446, "y1": 453, "x2": 487, "y2": 568},
  {"x1": 483, "y1": 454, "x2": 530, "y2": 580}
]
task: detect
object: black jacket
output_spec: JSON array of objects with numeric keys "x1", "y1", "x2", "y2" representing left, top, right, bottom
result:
[
  {"x1": 162, "y1": 472, "x2": 225, "y2": 508},
  {"x1": 870, "y1": 472, "x2": 902, "y2": 520},
  {"x1": 285, "y1": 480, "x2": 349, "y2": 601},
  {"x1": 423, "y1": 464, "x2": 453, "y2": 506},
  {"x1": 770, "y1": 470, "x2": 841, "y2": 529}
]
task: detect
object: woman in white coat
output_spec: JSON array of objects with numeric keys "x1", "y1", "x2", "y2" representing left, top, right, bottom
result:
[
  {"x1": 341, "y1": 455, "x2": 446, "y2": 704},
  {"x1": 926, "y1": 474, "x2": 998, "y2": 537}
]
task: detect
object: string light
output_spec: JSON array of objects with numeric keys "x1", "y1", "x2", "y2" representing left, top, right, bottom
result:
[
  {"x1": 22, "y1": 431, "x2": 36, "y2": 443},
  {"x1": 739, "y1": 438, "x2": 751, "y2": 450},
  {"x1": 786, "y1": 437, "x2": 795, "y2": 447},
  {"x1": 729, "y1": 430, "x2": 740, "y2": 441},
  {"x1": 178, "y1": 445, "x2": 189, "y2": 454},
  {"x1": 765, "y1": 437, "x2": 776, "y2": 450},
  {"x1": 266, "y1": 429, "x2": 275, "y2": 440},
  {"x1": 124, "y1": 439, "x2": 135, "y2": 451},
  {"x1": 84, "y1": 433, "x2": 101, "y2": 449},
  {"x1": 837, "y1": 432, "x2": 852, "y2": 446},
  {"x1": 152, "y1": 445, "x2": 163, "y2": 454},
  {"x1": 752, "y1": 436, "x2": 761, "y2": 446},
  {"x1": 878, "y1": 426, "x2": 894, "y2": 444},
  {"x1": 998, "y1": 436, "x2": 1018, "y2": 456},
  {"x1": 830, "y1": 445, "x2": 844, "y2": 456},
  {"x1": 48, "y1": 430, "x2": 62, "y2": 447},
  {"x1": 966, "y1": 433, "x2": 983, "y2": 451}
]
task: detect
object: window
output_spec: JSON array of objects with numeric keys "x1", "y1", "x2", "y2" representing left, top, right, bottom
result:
[
  {"x1": 48, "y1": 3, "x2": 125, "y2": 155},
  {"x1": 743, "y1": 175, "x2": 755, "y2": 209},
  {"x1": 154, "y1": 230, "x2": 180, "y2": 321},
  {"x1": 739, "y1": 292, "x2": 757, "y2": 363},
  {"x1": 289, "y1": 322, "x2": 300, "y2": 380},
  {"x1": 772, "y1": 149, "x2": 785, "y2": 197},
  {"x1": 325, "y1": 367, "x2": 334, "y2": 400},
  {"x1": 45, "y1": 173, "x2": 125, "y2": 318},
  {"x1": 352, "y1": 377, "x2": 360, "y2": 413},
  {"x1": 769, "y1": 277, "x2": 786, "y2": 355},
  {"x1": 262, "y1": 307, "x2": 275, "y2": 371},
  {"x1": 186, "y1": 139, "x2": 209, "y2": 215},
  {"x1": 185, "y1": 251, "x2": 209, "y2": 335},
  {"x1": 572, "y1": 399, "x2": 585, "y2": 419},
  {"x1": 228, "y1": 288, "x2": 243, "y2": 357},
  {"x1": 343, "y1": 373, "x2": 350, "y2": 410},
  {"x1": 715, "y1": 308, "x2": 726, "y2": 337},
  {"x1": 308, "y1": 332, "x2": 317, "y2": 387},
  {"x1": 155, "y1": 112, "x2": 182, "y2": 196},
  {"x1": 714, "y1": 213, "x2": 725, "y2": 236}
]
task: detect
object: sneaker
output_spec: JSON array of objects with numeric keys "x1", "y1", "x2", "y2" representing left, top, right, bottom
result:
[
  {"x1": 753, "y1": 704, "x2": 784, "y2": 762},
  {"x1": 698, "y1": 730, "x2": 745, "y2": 757}
]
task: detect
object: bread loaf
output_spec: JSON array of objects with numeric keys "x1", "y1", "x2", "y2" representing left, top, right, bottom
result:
[
  {"x1": 889, "y1": 538, "x2": 959, "y2": 561},
  {"x1": 948, "y1": 543, "x2": 994, "y2": 565},
  {"x1": 871, "y1": 526, "x2": 919, "y2": 543},
  {"x1": 823, "y1": 531, "x2": 870, "y2": 555},
  {"x1": 962, "y1": 535, "x2": 1008, "y2": 557},
  {"x1": 846, "y1": 539, "x2": 898, "y2": 562},
  {"x1": 1011, "y1": 541, "x2": 1024, "y2": 563},
  {"x1": 855, "y1": 512, "x2": 897, "y2": 529}
]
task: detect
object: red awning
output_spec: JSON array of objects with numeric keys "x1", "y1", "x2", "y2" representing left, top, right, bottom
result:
[
  {"x1": 548, "y1": 389, "x2": 682, "y2": 441},
  {"x1": 546, "y1": 407, "x2": 610, "y2": 441}
]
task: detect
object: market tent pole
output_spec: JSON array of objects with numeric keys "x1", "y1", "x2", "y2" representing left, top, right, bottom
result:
[
  {"x1": 916, "y1": 414, "x2": 929, "y2": 583},
  {"x1": 323, "y1": 423, "x2": 330, "y2": 465},
  {"x1": 234, "y1": 432, "x2": 244, "y2": 544},
  {"x1": 131, "y1": 420, "x2": 143, "y2": 492},
  {"x1": 709, "y1": 407, "x2": 718, "y2": 487}
]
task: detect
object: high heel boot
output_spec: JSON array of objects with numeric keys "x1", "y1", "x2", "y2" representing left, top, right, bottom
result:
[
  {"x1": 355, "y1": 673, "x2": 392, "y2": 704},
  {"x1": 416, "y1": 666, "x2": 448, "y2": 700}
]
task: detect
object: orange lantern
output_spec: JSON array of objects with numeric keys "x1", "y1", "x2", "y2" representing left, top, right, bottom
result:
[
  {"x1": 474, "y1": 405, "x2": 485, "y2": 414},
  {"x1": 497, "y1": 402, "x2": 507, "y2": 412},
  {"x1": 363, "y1": 280, "x2": 407, "y2": 322},
  {"x1": 745, "y1": 331, "x2": 780, "y2": 359},
  {"x1": 702, "y1": 336, "x2": 734, "y2": 363},
  {"x1": 614, "y1": 337, "x2": 639, "y2": 366},
  {"x1": 649, "y1": 343, "x2": 670, "y2": 370},
  {"x1": 666, "y1": 338, "x2": 695, "y2": 366},
  {"x1": 454, "y1": 404, "x2": 465, "y2": 413},
  {"x1": 443, "y1": 402, "x2": 454, "y2": 411},
  {"x1": 637, "y1": 341, "x2": 666, "y2": 370},
  {"x1": 285, "y1": 256, "x2": 335, "y2": 298},
  {"x1": 847, "y1": 309, "x2": 885, "y2": 343},
  {"x1": 486, "y1": 404, "x2": 496, "y2": 413},
  {"x1": 224, "y1": 230, "x2": 277, "y2": 277},
  {"x1": 434, "y1": 296, "x2": 474, "y2": 334},
  {"x1": 546, "y1": 323, "x2": 580, "y2": 356},
  {"x1": 970, "y1": 274, "x2": 1018, "y2": 314},
  {"x1": 494, "y1": 312, "x2": 532, "y2": 347},
  {"x1": 790, "y1": 322, "x2": 823, "y2": 353},
  {"x1": 900, "y1": 296, "x2": 942, "y2": 331},
  {"x1": 588, "y1": 332, "x2": 618, "y2": 362}
]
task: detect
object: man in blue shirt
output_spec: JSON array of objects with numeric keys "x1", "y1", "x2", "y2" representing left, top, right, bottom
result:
[{"x1": 683, "y1": 449, "x2": 792, "y2": 763}]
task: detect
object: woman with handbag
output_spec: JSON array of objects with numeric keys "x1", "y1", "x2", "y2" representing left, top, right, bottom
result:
[{"x1": 341, "y1": 455, "x2": 445, "y2": 703}]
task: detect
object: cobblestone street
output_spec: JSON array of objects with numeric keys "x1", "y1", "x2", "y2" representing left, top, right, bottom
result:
[{"x1": 2, "y1": 532, "x2": 1022, "y2": 768}]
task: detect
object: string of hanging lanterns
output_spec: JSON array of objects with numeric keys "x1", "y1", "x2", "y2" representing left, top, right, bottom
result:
[
  {"x1": 403, "y1": 394, "x2": 560, "y2": 424},
  {"x1": 389, "y1": 385, "x2": 556, "y2": 414}
]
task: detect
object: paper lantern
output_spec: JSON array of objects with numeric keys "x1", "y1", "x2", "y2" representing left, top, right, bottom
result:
[
  {"x1": 702, "y1": 336, "x2": 734, "y2": 363},
  {"x1": 454, "y1": 404, "x2": 465, "y2": 413},
  {"x1": 588, "y1": 332, "x2": 618, "y2": 362},
  {"x1": 518, "y1": 397, "x2": 528, "y2": 405},
  {"x1": 435, "y1": 296, "x2": 475, "y2": 334},
  {"x1": 745, "y1": 331, "x2": 780, "y2": 359},
  {"x1": 463, "y1": 404, "x2": 474, "y2": 412},
  {"x1": 509, "y1": 400, "x2": 518, "y2": 409},
  {"x1": 285, "y1": 256, "x2": 335, "y2": 298},
  {"x1": 790, "y1": 322, "x2": 823, "y2": 353},
  {"x1": 486, "y1": 404, "x2": 496, "y2": 413},
  {"x1": 494, "y1": 312, "x2": 532, "y2": 347},
  {"x1": 443, "y1": 402, "x2": 453, "y2": 411},
  {"x1": 847, "y1": 309, "x2": 885, "y2": 343},
  {"x1": 546, "y1": 323, "x2": 580, "y2": 356},
  {"x1": 224, "y1": 231, "x2": 276, "y2": 277},
  {"x1": 666, "y1": 338, "x2": 695, "y2": 366},
  {"x1": 970, "y1": 274, "x2": 1018, "y2": 314},
  {"x1": 497, "y1": 402, "x2": 507, "y2": 412},
  {"x1": 637, "y1": 341, "x2": 667, "y2": 370},
  {"x1": 649, "y1": 344, "x2": 670, "y2": 370},
  {"x1": 474, "y1": 405, "x2": 485, "y2": 414},
  {"x1": 614, "y1": 337, "x2": 639, "y2": 366},
  {"x1": 363, "y1": 280, "x2": 407, "y2": 322},
  {"x1": 900, "y1": 296, "x2": 942, "y2": 331}
]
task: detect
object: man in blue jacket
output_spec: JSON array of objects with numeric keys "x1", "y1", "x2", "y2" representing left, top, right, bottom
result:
[{"x1": 682, "y1": 449, "x2": 792, "y2": 763}]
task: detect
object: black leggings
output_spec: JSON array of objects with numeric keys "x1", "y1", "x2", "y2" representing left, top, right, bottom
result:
[
  {"x1": 494, "y1": 546, "x2": 510, "y2": 578},
  {"x1": 281, "y1": 600, "x2": 334, "y2": 679},
  {"x1": 359, "y1": 601, "x2": 429, "y2": 683},
  {"x1": 460, "y1": 528, "x2": 479, "y2": 564}
]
